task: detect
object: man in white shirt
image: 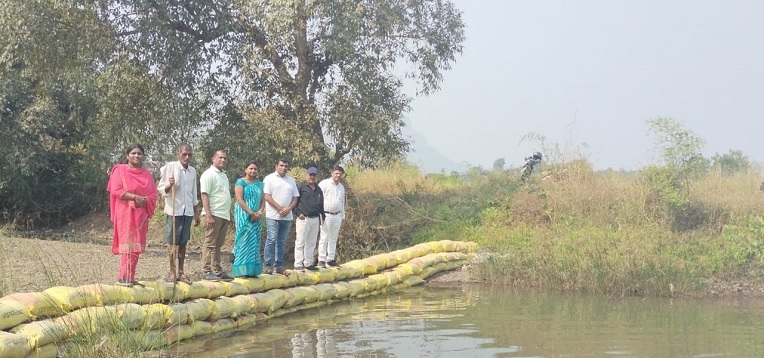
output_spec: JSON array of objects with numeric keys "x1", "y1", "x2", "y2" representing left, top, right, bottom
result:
[
  {"x1": 157, "y1": 144, "x2": 200, "y2": 284},
  {"x1": 263, "y1": 158, "x2": 299, "y2": 275},
  {"x1": 317, "y1": 166, "x2": 346, "y2": 268},
  {"x1": 199, "y1": 150, "x2": 233, "y2": 282}
]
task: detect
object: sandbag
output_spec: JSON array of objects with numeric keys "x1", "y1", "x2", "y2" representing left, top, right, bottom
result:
[
  {"x1": 384, "y1": 253, "x2": 399, "y2": 267},
  {"x1": 115, "y1": 303, "x2": 144, "y2": 329},
  {"x1": 365, "y1": 255, "x2": 387, "y2": 271},
  {"x1": 334, "y1": 266, "x2": 351, "y2": 280},
  {"x1": 230, "y1": 295, "x2": 257, "y2": 316},
  {"x1": 236, "y1": 277, "x2": 265, "y2": 293},
  {"x1": 185, "y1": 282, "x2": 213, "y2": 299},
  {"x1": 0, "y1": 331, "x2": 32, "y2": 358},
  {"x1": 137, "y1": 330, "x2": 166, "y2": 350},
  {"x1": 282, "y1": 272, "x2": 299, "y2": 288},
  {"x1": 271, "y1": 306, "x2": 297, "y2": 318},
  {"x1": 260, "y1": 275, "x2": 288, "y2": 291},
  {"x1": 337, "y1": 266, "x2": 361, "y2": 280},
  {"x1": 190, "y1": 320, "x2": 213, "y2": 337},
  {"x1": 314, "y1": 284, "x2": 337, "y2": 301},
  {"x1": 167, "y1": 303, "x2": 190, "y2": 326},
  {"x1": 141, "y1": 281, "x2": 183, "y2": 302},
  {"x1": 404, "y1": 275, "x2": 424, "y2": 287},
  {"x1": 392, "y1": 250, "x2": 412, "y2": 263},
  {"x1": 210, "y1": 318, "x2": 237, "y2": 333},
  {"x1": 316, "y1": 269, "x2": 337, "y2": 283},
  {"x1": 383, "y1": 271, "x2": 401, "y2": 286},
  {"x1": 235, "y1": 313, "x2": 258, "y2": 328},
  {"x1": 0, "y1": 298, "x2": 31, "y2": 330},
  {"x1": 185, "y1": 298, "x2": 214, "y2": 322},
  {"x1": 348, "y1": 281, "x2": 366, "y2": 296},
  {"x1": 2, "y1": 293, "x2": 62, "y2": 319},
  {"x1": 223, "y1": 281, "x2": 249, "y2": 296},
  {"x1": 201, "y1": 281, "x2": 227, "y2": 299},
  {"x1": 98, "y1": 285, "x2": 133, "y2": 305},
  {"x1": 43, "y1": 286, "x2": 98, "y2": 312},
  {"x1": 68, "y1": 306, "x2": 119, "y2": 333},
  {"x1": 129, "y1": 285, "x2": 161, "y2": 304},
  {"x1": 209, "y1": 296, "x2": 237, "y2": 321},
  {"x1": 253, "y1": 290, "x2": 287, "y2": 313},
  {"x1": 166, "y1": 324, "x2": 194, "y2": 343},
  {"x1": 296, "y1": 271, "x2": 319, "y2": 285},
  {"x1": 284, "y1": 287, "x2": 315, "y2": 308},
  {"x1": 142, "y1": 304, "x2": 170, "y2": 330},
  {"x1": 331, "y1": 282, "x2": 352, "y2": 299},
  {"x1": 410, "y1": 244, "x2": 430, "y2": 257},
  {"x1": 76, "y1": 284, "x2": 111, "y2": 306},
  {"x1": 10, "y1": 319, "x2": 69, "y2": 348},
  {"x1": 24, "y1": 342, "x2": 58, "y2": 358}
]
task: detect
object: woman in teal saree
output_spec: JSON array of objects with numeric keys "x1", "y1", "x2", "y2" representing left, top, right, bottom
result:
[{"x1": 233, "y1": 161, "x2": 265, "y2": 277}]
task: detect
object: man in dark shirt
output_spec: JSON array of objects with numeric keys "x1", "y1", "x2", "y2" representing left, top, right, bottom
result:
[{"x1": 292, "y1": 166, "x2": 324, "y2": 271}]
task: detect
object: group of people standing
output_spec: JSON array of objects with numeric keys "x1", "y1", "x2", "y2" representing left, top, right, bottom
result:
[{"x1": 106, "y1": 143, "x2": 347, "y2": 287}]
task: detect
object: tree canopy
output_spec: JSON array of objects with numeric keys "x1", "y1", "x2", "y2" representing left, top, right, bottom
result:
[{"x1": 0, "y1": 0, "x2": 466, "y2": 225}]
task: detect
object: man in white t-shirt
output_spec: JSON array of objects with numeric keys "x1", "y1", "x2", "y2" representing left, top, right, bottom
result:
[
  {"x1": 262, "y1": 158, "x2": 299, "y2": 274},
  {"x1": 317, "y1": 165, "x2": 346, "y2": 268}
]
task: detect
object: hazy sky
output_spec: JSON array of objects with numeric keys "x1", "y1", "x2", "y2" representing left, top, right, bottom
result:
[{"x1": 405, "y1": 0, "x2": 764, "y2": 171}]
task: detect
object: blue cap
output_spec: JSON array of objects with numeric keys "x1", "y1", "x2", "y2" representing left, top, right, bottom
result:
[{"x1": 307, "y1": 167, "x2": 318, "y2": 175}]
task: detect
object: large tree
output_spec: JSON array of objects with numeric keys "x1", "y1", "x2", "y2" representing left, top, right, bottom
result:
[{"x1": 108, "y1": 0, "x2": 466, "y2": 169}]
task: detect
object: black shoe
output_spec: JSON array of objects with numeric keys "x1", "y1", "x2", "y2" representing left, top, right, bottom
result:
[
  {"x1": 204, "y1": 272, "x2": 221, "y2": 281},
  {"x1": 293, "y1": 266, "x2": 305, "y2": 272},
  {"x1": 275, "y1": 267, "x2": 286, "y2": 275},
  {"x1": 116, "y1": 279, "x2": 133, "y2": 287},
  {"x1": 317, "y1": 261, "x2": 327, "y2": 268},
  {"x1": 218, "y1": 272, "x2": 234, "y2": 282},
  {"x1": 327, "y1": 260, "x2": 339, "y2": 267},
  {"x1": 305, "y1": 265, "x2": 319, "y2": 271}
]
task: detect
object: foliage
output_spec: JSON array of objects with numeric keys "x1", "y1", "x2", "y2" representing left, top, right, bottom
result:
[
  {"x1": 0, "y1": 0, "x2": 466, "y2": 226},
  {"x1": 647, "y1": 117, "x2": 709, "y2": 186},
  {"x1": 492, "y1": 157, "x2": 505, "y2": 171},
  {"x1": 711, "y1": 149, "x2": 751, "y2": 175}
]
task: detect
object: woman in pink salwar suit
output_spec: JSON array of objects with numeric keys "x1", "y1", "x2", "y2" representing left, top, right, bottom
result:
[{"x1": 107, "y1": 144, "x2": 158, "y2": 286}]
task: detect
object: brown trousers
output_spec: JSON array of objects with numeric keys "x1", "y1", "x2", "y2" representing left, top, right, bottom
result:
[{"x1": 201, "y1": 216, "x2": 230, "y2": 275}]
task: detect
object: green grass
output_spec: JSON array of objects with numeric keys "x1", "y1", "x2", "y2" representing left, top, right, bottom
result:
[{"x1": 346, "y1": 160, "x2": 764, "y2": 297}]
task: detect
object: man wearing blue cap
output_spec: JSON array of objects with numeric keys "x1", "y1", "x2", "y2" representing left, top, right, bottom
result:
[{"x1": 292, "y1": 165, "x2": 324, "y2": 272}]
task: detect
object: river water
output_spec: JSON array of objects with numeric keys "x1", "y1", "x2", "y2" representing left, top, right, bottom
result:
[{"x1": 167, "y1": 286, "x2": 764, "y2": 357}]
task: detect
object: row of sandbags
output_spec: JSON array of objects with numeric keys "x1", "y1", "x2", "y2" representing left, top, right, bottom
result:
[
  {"x1": 0, "y1": 241, "x2": 477, "y2": 357},
  {"x1": 0, "y1": 240, "x2": 477, "y2": 327}
]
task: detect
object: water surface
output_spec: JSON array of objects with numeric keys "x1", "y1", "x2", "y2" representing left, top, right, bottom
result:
[{"x1": 168, "y1": 286, "x2": 764, "y2": 357}]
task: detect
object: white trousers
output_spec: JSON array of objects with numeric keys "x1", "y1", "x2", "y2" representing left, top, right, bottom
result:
[
  {"x1": 294, "y1": 216, "x2": 320, "y2": 268},
  {"x1": 318, "y1": 214, "x2": 343, "y2": 262}
]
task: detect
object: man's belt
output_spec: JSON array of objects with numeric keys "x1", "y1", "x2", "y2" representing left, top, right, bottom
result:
[{"x1": 325, "y1": 211, "x2": 340, "y2": 215}]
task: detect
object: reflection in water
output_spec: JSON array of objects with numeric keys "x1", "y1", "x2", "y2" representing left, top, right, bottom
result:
[
  {"x1": 164, "y1": 286, "x2": 764, "y2": 357},
  {"x1": 291, "y1": 329, "x2": 337, "y2": 358}
]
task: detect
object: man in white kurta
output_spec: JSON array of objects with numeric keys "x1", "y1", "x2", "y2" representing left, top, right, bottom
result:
[
  {"x1": 317, "y1": 166, "x2": 346, "y2": 268},
  {"x1": 157, "y1": 144, "x2": 200, "y2": 284}
]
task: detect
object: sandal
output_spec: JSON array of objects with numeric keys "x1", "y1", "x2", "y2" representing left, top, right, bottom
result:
[
  {"x1": 165, "y1": 273, "x2": 177, "y2": 282},
  {"x1": 177, "y1": 274, "x2": 192, "y2": 284}
]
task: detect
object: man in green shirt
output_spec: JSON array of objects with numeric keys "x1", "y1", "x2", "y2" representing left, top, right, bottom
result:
[{"x1": 200, "y1": 149, "x2": 233, "y2": 281}]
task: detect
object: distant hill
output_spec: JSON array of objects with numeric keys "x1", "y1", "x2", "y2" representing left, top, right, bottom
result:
[{"x1": 404, "y1": 123, "x2": 467, "y2": 174}]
